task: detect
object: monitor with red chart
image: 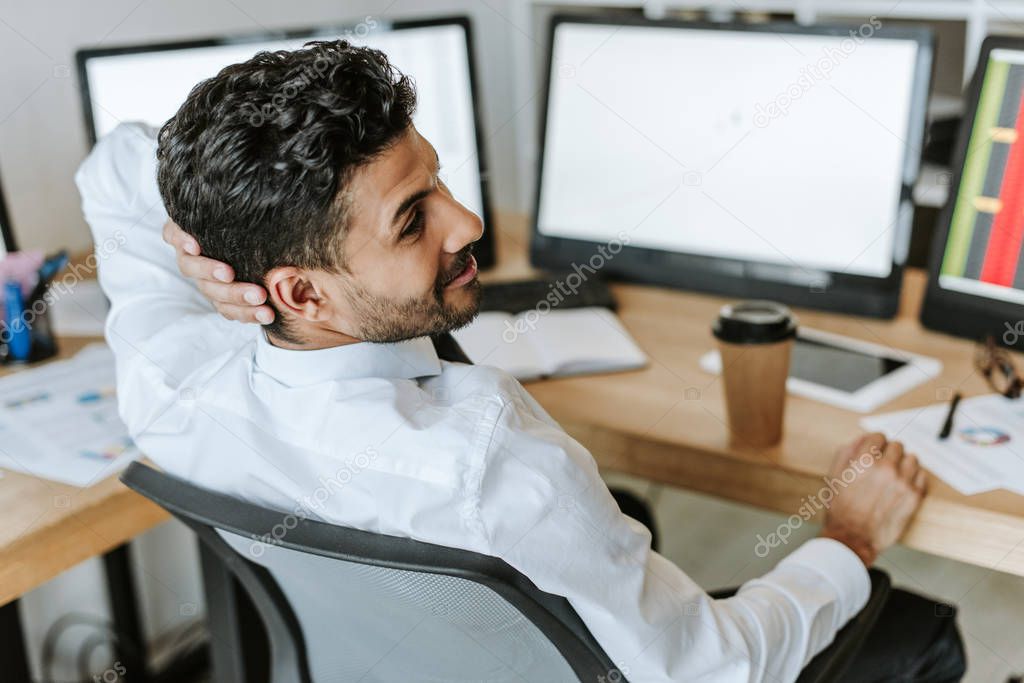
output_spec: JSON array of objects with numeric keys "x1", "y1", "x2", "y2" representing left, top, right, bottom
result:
[{"x1": 923, "y1": 36, "x2": 1024, "y2": 348}]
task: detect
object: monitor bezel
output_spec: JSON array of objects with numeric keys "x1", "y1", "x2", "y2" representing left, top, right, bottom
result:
[
  {"x1": 74, "y1": 14, "x2": 496, "y2": 268},
  {"x1": 921, "y1": 35, "x2": 1024, "y2": 349},
  {"x1": 0, "y1": 165, "x2": 16, "y2": 252},
  {"x1": 531, "y1": 13, "x2": 935, "y2": 318}
]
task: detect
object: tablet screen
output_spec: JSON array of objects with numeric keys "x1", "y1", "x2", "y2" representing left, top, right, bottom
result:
[{"x1": 791, "y1": 337, "x2": 907, "y2": 393}]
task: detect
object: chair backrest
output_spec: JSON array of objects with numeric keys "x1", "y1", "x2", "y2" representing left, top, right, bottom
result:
[{"x1": 121, "y1": 462, "x2": 625, "y2": 683}]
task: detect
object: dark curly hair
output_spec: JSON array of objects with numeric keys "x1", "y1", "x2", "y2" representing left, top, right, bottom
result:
[{"x1": 156, "y1": 39, "x2": 417, "y2": 340}]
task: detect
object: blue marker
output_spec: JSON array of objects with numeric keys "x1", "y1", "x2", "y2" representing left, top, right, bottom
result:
[{"x1": 3, "y1": 281, "x2": 31, "y2": 361}]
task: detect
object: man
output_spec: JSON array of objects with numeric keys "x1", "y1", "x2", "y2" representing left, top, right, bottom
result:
[{"x1": 76, "y1": 40, "x2": 965, "y2": 681}]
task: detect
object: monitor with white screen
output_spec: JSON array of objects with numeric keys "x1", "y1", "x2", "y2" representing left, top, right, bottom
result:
[
  {"x1": 76, "y1": 16, "x2": 495, "y2": 266},
  {"x1": 922, "y1": 36, "x2": 1024, "y2": 347},
  {"x1": 532, "y1": 15, "x2": 933, "y2": 317}
]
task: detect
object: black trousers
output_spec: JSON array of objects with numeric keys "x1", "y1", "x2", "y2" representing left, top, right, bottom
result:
[
  {"x1": 609, "y1": 489, "x2": 967, "y2": 682},
  {"x1": 707, "y1": 584, "x2": 968, "y2": 682},
  {"x1": 840, "y1": 588, "x2": 966, "y2": 682}
]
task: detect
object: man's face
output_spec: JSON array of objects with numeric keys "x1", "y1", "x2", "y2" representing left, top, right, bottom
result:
[{"x1": 323, "y1": 126, "x2": 484, "y2": 343}]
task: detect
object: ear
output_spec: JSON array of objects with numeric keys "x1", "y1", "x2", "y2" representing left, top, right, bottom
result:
[{"x1": 264, "y1": 267, "x2": 331, "y2": 323}]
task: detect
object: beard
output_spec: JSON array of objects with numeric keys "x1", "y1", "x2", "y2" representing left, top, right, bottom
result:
[{"x1": 344, "y1": 245, "x2": 482, "y2": 343}]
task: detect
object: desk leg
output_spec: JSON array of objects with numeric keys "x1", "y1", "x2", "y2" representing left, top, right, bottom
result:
[
  {"x1": 0, "y1": 600, "x2": 31, "y2": 682},
  {"x1": 103, "y1": 544, "x2": 150, "y2": 683}
]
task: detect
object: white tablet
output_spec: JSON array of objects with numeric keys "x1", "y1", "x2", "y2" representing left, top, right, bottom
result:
[{"x1": 699, "y1": 327, "x2": 942, "y2": 413}]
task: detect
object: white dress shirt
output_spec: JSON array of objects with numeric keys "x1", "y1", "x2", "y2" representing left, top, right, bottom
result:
[{"x1": 76, "y1": 123, "x2": 870, "y2": 683}]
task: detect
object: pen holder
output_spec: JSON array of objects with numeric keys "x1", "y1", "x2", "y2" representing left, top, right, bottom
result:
[{"x1": 1, "y1": 281, "x2": 58, "y2": 365}]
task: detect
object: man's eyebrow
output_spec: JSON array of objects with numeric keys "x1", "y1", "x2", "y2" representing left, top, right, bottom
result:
[
  {"x1": 390, "y1": 147, "x2": 442, "y2": 228},
  {"x1": 391, "y1": 188, "x2": 432, "y2": 227}
]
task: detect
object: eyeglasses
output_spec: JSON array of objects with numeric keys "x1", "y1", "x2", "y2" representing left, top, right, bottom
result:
[{"x1": 975, "y1": 336, "x2": 1023, "y2": 399}]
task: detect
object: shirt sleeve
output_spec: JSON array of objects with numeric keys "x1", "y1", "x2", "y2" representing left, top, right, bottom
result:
[
  {"x1": 75, "y1": 122, "x2": 257, "y2": 437},
  {"x1": 474, "y1": 380, "x2": 870, "y2": 683}
]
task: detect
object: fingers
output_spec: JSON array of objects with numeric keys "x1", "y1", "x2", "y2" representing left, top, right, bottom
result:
[
  {"x1": 859, "y1": 432, "x2": 887, "y2": 462},
  {"x1": 212, "y1": 302, "x2": 275, "y2": 324},
  {"x1": 898, "y1": 451, "x2": 919, "y2": 480},
  {"x1": 881, "y1": 440, "x2": 904, "y2": 469},
  {"x1": 864, "y1": 431, "x2": 887, "y2": 450},
  {"x1": 177, "y1": 252, "x2": 235, "y2": 283},
  {"x1": 194, "y1": 276, "x2": 274, "y2": 323},
  {"x1": 880, "y1": 441, "x2": 928, "y2": 496},
  {"x1": 832, "y1": 432, "x2": 886, "y2": 477},
  {"x1": 162, "y1": 219, "x2": 200, "y2": 255},
  {"x1": 187, "y1": 261, "x2": 272, "y2": 322},
  {"x1": 163, "y1": 220, "x2": 231, "y2": 282},
  {"x1": 196, "y1": 279, "x2": 268, "y2": 307},
  {"x1": 898, "y1": 452, "x2": 928, "y2": 496},
  {"x1": 161, "y1": 218, "x2": 274, "y2": 325}
]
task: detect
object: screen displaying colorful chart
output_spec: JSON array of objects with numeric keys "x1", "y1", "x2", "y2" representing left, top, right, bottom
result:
[{"x1": 940, "y1": 48, "x2": 1024, "y2": 305}]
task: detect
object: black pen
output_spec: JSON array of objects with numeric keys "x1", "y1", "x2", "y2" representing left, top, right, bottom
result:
[{"x1": 938, "y1": 392, "x2": 962, "y2": 440}]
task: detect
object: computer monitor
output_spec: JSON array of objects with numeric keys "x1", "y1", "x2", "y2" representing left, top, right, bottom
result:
[
  {"x1": 532, "y1": 15, "x2": 933, "y2": 317},
  {"x1": 922, "y1": 36, "x2": 1024, "y2": 348},
  {"x1": 0, "y1": 167, "x2": 15, "y2": 257},
  {"x1": 75, "y1": 16, "x2": 495, "y2": 267}
]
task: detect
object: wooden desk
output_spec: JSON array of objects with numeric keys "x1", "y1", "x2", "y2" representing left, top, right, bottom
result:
[
  {"x1": 0, "y1": 340, "x2": 167, "y2": 607},
  {"x1": 488, "y1": 213, "x2": 1024, "y2": 578},
  {"x1": 0, "y1": 334, "x2": 166, "y2": 681}
]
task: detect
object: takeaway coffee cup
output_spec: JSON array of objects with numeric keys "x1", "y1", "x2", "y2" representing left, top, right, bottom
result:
[{"x1": 712, "y1": 301, "x2": 797, "y2": 448}]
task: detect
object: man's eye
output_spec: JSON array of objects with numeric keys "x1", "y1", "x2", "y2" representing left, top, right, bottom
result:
[{"x1": 402, "y1": 211, "x2": 426, "y2": 239}]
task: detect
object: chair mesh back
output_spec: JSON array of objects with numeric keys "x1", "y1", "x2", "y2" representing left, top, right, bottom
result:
[{"x1": 219, "y1": 531, "x2": 580, "y2": 682}]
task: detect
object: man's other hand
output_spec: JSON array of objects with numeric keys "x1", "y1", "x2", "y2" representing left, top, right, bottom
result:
[
  {"x1": 162, "y1": 219, "x2": 274, "y2": 324},
  {"x1": 820, "y1": 432, "x2": 927, "y2": 566}
]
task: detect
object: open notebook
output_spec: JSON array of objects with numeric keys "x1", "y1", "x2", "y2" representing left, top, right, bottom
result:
[{"x1": 451, "y1": 306, "x2": 647, "y2": 381}]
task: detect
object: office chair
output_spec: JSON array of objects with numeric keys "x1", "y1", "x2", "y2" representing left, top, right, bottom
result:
[{"x1": 121, "y1": 460, "x2": 890, "y2": 683}]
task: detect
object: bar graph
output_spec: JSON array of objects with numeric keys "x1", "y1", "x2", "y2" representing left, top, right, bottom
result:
[{"x1": 942, "y1": 51, "x2": 1024, "y2": 297}]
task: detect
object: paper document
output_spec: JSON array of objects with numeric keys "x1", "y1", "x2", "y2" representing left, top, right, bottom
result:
[
  {"x1": 0, "y1": 344, "x2": 137, "y2": 487},
  {"x1": 861, "y1": 394, "x2": 1024, "y2": 495}
]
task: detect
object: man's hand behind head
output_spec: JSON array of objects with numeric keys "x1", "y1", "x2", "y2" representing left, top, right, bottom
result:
[
  {"x1": 820, "y1": 432, "x2": 927, "y2": 566},
  {"x1": 163, "y1": 219, "x2": 275, "y2": 325}
]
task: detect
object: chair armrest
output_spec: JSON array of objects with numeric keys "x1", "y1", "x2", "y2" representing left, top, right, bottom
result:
[{"x1": 795, "y1": 568, "x2": 891, "y2": 683}]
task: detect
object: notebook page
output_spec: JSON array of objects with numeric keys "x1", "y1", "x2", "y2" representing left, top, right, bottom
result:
[
  {"x1": 524, "y1": 307, "x2": 647, "y2": 378},
  {"x1": 450, "y1": 311, "x2": 546, "y2": 380}
]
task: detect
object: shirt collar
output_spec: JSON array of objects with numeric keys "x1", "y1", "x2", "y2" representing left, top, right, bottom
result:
[{"x1": 254, "y1": 331, "x2": 443, "y2": 386}]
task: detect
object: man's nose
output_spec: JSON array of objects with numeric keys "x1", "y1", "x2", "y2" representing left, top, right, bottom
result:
[{"x1": 442, "y1": 196, "x2": 484, "y2": 254}]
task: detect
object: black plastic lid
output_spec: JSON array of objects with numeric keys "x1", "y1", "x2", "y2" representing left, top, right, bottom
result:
[{"x1": 712, "y1": 300, "x2": 797, "y2": 344}]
